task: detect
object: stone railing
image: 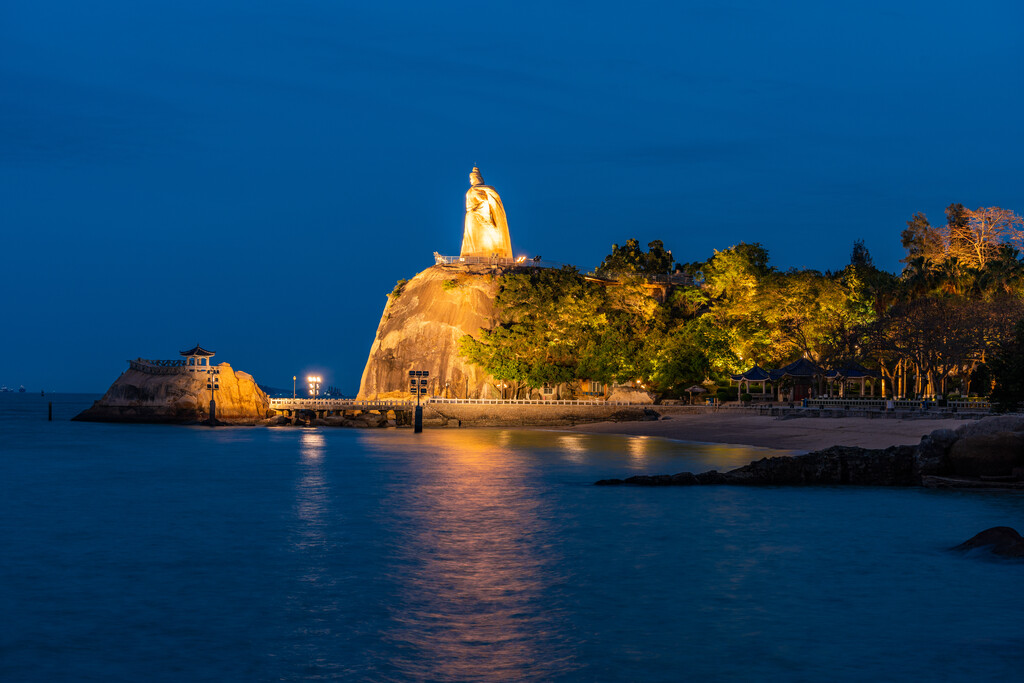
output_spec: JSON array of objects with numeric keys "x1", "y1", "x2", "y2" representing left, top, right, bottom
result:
[
  {"x1": 130, "y1": 359, "x2": 189, "y2": 375},
  {"x1": 433, "y1": 254, "x2": 563, "y2": 268},
  {"x1": 268, "y1": 398, "x2": 415, "y2": 409},
  {"x1": 806, "y1": 398, "x2": 990, "y2": 411},
  {"x1": 427, "y1": 397, "x2": 641, "y2": 406},
  {"x1": 269, "y1": 397, "x2": 653, "y2": 409},
  {"x1": 129, "y1": 358, "x2": 216, "y2": 376}
]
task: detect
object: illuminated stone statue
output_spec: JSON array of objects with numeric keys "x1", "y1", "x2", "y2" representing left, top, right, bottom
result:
[{"x1": 460, "y1": 167, "x2": 513, "y2": 259}]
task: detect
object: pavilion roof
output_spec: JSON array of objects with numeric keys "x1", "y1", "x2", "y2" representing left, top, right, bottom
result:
[
  {"x1": 730, "y1": 365, "x2": 771, "y2": 382},
  {"x1": 180, "y1": 345, "x2": 215, "y2": 357},
  {"x1": 768, "y1": 357, "x2": 822, "y2": 380}
]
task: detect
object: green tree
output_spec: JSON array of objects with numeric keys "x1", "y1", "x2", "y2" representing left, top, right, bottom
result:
[
  {"x1": 459, "y1": 266, "x2": 605, "y2": 395},
  {"x1": 901, "y1": 211, "x2": 942, "y2": 267},
  {"x1": 595, "y1": 238, "x2": 675, "y2": 277},
  {"x1": 850, "y1": 239, "x2": 873, "y2": 268}
]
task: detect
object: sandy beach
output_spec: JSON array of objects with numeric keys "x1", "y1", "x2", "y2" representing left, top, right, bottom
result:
[{"x1": 568, "y1": 411, "x2": 974, "y2": 452}]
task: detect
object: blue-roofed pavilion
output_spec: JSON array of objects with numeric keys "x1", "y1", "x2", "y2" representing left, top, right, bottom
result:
[{"x1": 730, "y1": 365, "x2": 772, "y2": 396}]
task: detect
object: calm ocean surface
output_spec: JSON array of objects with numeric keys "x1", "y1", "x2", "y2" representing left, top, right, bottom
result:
[{"x1": 1, "y1": 394, "x2": 1022, "y2": 681}]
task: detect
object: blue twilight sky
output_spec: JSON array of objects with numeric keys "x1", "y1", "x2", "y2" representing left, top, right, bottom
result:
[{"x1": 2, "y1": 1, "x2": 1023, "y2": 393}]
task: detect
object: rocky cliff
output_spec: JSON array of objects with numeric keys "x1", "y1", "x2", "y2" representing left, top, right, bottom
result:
[
  {"x1": 75, "y1": 362, "x2": 271, "y2": 424},
  {"x1": 358, "y1": 264, "x2": 502, "y2": 399}
]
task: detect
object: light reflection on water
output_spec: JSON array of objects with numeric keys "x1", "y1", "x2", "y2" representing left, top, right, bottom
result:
[{"x1": 377, "y1": 429, "x2": 574, "y2": 682}]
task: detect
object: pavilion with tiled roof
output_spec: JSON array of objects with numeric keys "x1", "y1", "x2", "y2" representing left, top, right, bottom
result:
[
  {"x1": 180, "y1": 345, "x2": 215, "y2": 371},
  {"x1": 730, "y1": 364, "x2": 772, "y2": 395},
  {"x1": 766, "y1": 357, "x2": 824, "y2": 401},
  {"x1": 825, "y1": 361, "x2": 882, "y2": 397}
]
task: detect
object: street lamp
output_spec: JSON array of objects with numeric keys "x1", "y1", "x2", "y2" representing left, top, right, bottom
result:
[
  {"x1": 293, "y1": 375, "x2": 297, "y2": 399},
  {"x1": 307, "y1": 375, "x2": 321, "y2": 398},
  {"x1": 206, "y1": 367, "x2": 220, "y2": 424}
]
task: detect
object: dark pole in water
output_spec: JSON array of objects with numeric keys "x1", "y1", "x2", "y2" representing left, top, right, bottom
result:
[
  {"x1": 414, "y1": 406, "x2": 423, "y2": 433},
  {"x1": 48, "y1": 401, "x2": 52, "y2": 421}
]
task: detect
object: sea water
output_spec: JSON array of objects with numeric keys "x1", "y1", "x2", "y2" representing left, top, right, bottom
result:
[{"x1": 1, "y1": 394, "x2": 1022, "y2": 681}]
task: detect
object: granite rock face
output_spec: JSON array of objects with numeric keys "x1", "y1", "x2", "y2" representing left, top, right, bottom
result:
[
  {"x1": 357, "y1": 264, "x2": 502, "y2": 400},
  {"x1": 74, "y1": 363, "x2": 270, "y2": 424}
]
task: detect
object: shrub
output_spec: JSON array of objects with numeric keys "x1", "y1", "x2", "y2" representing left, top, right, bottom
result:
[
  {"x1": 389, "y1": 279, "x2": 409, "y2": 298},
  {"x1": 740, "y1": 392, "x2": 752, "y2": 404}
]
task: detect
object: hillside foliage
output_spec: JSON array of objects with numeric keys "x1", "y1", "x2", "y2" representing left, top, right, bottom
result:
[{"x1": 459, "y1": 206, "x2": 1024, "y2": 399}]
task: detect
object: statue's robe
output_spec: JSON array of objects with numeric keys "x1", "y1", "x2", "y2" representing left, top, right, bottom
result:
[{"x1": 460, "y1": 167, "x2": 513, "y2": 259}]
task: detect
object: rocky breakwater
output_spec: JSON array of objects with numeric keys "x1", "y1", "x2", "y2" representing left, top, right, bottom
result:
[
  {"x1": 596, "y1": 415, "x2": 1024, "y2": 488},
  {"x1": 358, "y1": 264, "x2": 502, "y2": 400},
  {"x1": 75, "y1": 362, "x2": 271, "y2": 424}
]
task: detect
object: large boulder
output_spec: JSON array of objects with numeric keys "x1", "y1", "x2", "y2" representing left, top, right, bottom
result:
[
  {"x1": 74, "y1": 362, "x2": 270, "y2": 424},
  {"x1": 357, "y1": 264, "x2": 501, "y2": 400},
  {"x1": 946, "y1": 432, "x2": 1024, "y2": 477},
  {"x1": 915, "y1": 428, "x2": 959, "y2": 476},
  {"x1": 955, "y1": 415, "x2": 1024, "y2": 439},
  {"x1": 953, "y1": 527, "x2": 1024, "y2": 558}
]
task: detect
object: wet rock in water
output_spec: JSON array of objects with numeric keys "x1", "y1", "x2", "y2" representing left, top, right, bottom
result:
[
  {"x1": 594, "y1": 445, "x2": 919, "y2": 486},
  {"x1": 722, "y1": 445, "x2": 918, "y2": 486},
  {"x1": 953, "y1": 527, "x2": 1024, "y2": 559},
  {"x1": 694, "y1": 470, "x2": 729, "y2": 485}
]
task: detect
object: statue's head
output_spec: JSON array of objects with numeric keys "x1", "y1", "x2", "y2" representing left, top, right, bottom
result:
[{"x1": 470, "y1": 167, "x2": 485, "y2": 186}]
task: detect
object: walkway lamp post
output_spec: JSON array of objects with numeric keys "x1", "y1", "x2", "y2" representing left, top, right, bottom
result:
[
  {"x1": 409, "y1": 370, "x2": 429, "y2": 433},
  {"x1": 307, "y1": 375, "x2": 321, "y2": 398},
  {"x1": 293, "y1": 375, "x2": 296, "y2": 399}
]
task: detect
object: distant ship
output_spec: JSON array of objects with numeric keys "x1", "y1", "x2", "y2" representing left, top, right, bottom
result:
[
  {"x1": 0, "y1": 385, "x2": 11, "y2": 393},
  {"x1": 19, "y1": 385, "x2": 26, "y2": 393}
]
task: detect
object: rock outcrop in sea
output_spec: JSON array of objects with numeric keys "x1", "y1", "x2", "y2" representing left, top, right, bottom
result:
[
  {"x1": 595, "y1": 415, "x2": 1024, "y2": 488},
  {"x1": 75, "y1": 362, "x2": 271, "y2": 424},
  {"x1": 357, "y1": 264, "x2": 503, "y2": 400},
  {"x1": 953, "y1": 527, "x2": 1024, "y2": 558}
]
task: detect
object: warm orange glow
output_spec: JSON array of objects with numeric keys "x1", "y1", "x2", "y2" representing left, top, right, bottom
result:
[
  {"x1": 460, "y1": 166, "x2": 513, "y2": 259},
  {"x1": 377, "y1": 429, "x2": 568, "y2": 679}
]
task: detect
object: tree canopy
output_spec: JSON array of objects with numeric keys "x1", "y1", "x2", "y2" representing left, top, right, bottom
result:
[{"x1": 457, "y1": 205, "x2": 1024, "y2": 399}]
